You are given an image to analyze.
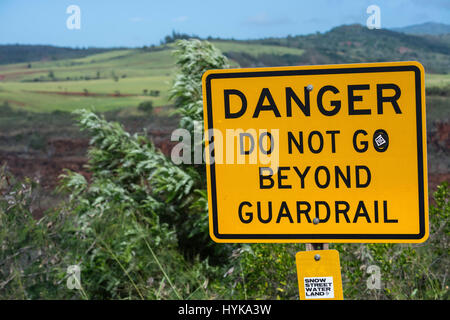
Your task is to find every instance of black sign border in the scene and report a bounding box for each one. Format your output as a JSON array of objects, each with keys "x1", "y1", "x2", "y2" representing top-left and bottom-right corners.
[{"x1": 204, "y1": 64, "x2": 426, "y2": 241}]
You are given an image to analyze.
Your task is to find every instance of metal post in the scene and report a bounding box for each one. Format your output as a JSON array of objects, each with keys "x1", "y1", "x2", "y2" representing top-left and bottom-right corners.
[
  {"x1": 307, "y1": 217, "x2": 329, "y2": 251},
  {"x1": 306, "y1": 243, "x2": 329, "y2": 251}
]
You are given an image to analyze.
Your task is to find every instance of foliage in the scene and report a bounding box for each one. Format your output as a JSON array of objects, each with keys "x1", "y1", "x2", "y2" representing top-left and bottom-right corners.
[
  {"x1": 0, "y1": 167, "x2": 64, "y2": 299},
  {"x1": 221, "y1": 244, "x2": 304, "y2": 300},
  {"x1": 250, "y1": 24, "x2": 450, "y2": 73},
  {"x1": 138, "y1": 101, "x2": 154, "y2": 113},
  {"x1": 162, "y1": 30, "x2": 200, "y2": 44},
  {"x1": 0, "y1": 109, "x2": 221, "y2": 299},
  {"x1": 334, "y1": 184, "x2": 449, "y2": 300},
  {"x1": 170, "y1": 39, "x2": 229, "y2": 133},
  {"x1": 222, "y1": 184, "x2": 449, "y2": 300}
]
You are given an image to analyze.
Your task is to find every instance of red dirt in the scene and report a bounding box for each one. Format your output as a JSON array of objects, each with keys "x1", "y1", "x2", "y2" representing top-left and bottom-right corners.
[
  {"x1": 0, "y1": 70, "x2": 44, "y2": 81},
  {"x1": 27, "y1": 90, "x2": 137, "y2": 97},
  {"x1": 428, "y1": 120, "x2": 450, "y2": 151},
  {"x1": 1, "y1": 131, "x2": 177, "y2": 192},
  {"x1": 4, "y1": 99, "x2": 26, "y2": 107}
]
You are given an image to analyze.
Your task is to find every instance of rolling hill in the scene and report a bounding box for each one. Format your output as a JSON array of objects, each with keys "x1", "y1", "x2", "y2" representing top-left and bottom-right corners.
[
  {"x1": 391, "y1": 22, "x2": 450, "y2": 35},
  {"x1": 0, "y1": 42, "x2": 307, "y2": 112},
  {"x1": 0, "y1": 24, "x2": 449, "y2": 112},
  {"x1": 247, "y1": 24, "x2": 450, "y2": 73},
  {"x1": 0, "y1": 44, "x2": 116, "y2": 65}
]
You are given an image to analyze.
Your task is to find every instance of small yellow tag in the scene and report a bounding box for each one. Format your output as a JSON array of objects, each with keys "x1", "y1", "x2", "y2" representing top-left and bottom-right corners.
[{"x1": 295, "y1": 249, "x2": 344, "y2": 300}]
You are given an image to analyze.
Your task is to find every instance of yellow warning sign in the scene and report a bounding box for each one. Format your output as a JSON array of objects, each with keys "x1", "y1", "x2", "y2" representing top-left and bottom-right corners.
[
  {"x1": 296, "y1": 250, "x2": 343, "y2": 300},
  {"x1": 202, "y1": 61, "x2": 428, "y2": 243}
]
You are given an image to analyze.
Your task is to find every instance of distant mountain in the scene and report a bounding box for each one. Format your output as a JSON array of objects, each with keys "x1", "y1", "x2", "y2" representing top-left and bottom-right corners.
[
  {"x1": 242, "y1": 24, "x2": 450, "y2": 73},
  {"x1": 0, "y1": 45, "x2": 117, "y2": 65},
  {"x1": 391, "y1": 22, "x2": 450, "y2": 35}
]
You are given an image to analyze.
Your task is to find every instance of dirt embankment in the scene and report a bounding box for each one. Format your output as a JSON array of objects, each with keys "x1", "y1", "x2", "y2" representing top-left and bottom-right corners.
[
  {"x1": 25, "y1": 90, "x2": 137, "y2": 97},
  {"x1": 428, "y1": 120, "x2": 450, "y2": 152},
  {"x1": 0, "y1": 127, "x2": 177, "y2": 191}
]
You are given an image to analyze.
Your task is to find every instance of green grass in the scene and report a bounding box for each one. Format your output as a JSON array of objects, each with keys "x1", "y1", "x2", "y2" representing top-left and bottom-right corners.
[
  {"x1": 426, "y1": 73, "x2": 450, "y2": 87},
  {"x1": 0, "y1": 41, "x2": 307, "y2": 112},
  {"x1": 0, "y1": 41, "x2": 448, "y2": 112},
  {"x1": 0, "y1": 90, "x2": 156, "y2": 112},
  {"x1": 0, "y1": 47, "x2": 177, "y2": 112},
  {"x1": 210, "y1": 41, "x2": 305, "y2": 56}
]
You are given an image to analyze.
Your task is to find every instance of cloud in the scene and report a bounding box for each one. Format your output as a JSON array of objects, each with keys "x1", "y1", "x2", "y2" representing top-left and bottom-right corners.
[{"x1": 243, "y1": 13, "x2": 293, "y2": 26}]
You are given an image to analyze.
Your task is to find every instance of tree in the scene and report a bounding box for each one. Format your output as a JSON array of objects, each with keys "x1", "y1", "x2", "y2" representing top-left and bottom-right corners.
[{"x1": 170, "y1": 39, "x2": 229, "y2": 133}]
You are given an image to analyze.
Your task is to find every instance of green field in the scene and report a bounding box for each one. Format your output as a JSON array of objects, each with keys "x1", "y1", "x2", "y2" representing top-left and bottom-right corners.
[
  {"x1": 0, "y1": 47, "x2": 176, "y2": 112},
  {"x1": 0, "y1": 41, "x2": 449, "y2": 112},
  {"x1": 426, "y1": 73, "x2": 450, "y2": 87},
  {"x1": 212, "y1": 41, "x2": 305, "y2": 57}
]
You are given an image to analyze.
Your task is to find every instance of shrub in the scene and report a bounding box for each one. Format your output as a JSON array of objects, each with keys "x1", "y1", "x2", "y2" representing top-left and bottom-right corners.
[
  {"x1": 28, "y1": 132, "x2": 46, "y2": 151},
  {"x1": 138, "y1": 101, "x2": 154, "y2": 113},
  {"x1": 55, "y1": 109, "x2": 222, "y2": 299},
  {"x1": 334, "y1": 183, "x2": 449, "y2": 300},
  {"x1": 0, "y1": 167, "x2": 64, "y2": 299}
]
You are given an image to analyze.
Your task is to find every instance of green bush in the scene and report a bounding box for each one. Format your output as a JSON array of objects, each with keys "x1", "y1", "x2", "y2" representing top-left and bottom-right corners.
[
  {"x1": 28, "y1": 132, "x2": 46, "y2": 151},
  {"x1": 0, "y1": 40, "x2": 233, "y2": 300},
  {"x1": 332, "y1": 183, "x2": 449, "y2": 300},
  {"x1": 138, "y1": 101, "x2": 154, "y2": 113},
  {"x1": 0, "y1": 167, "x2": 63, "y2": 299}
]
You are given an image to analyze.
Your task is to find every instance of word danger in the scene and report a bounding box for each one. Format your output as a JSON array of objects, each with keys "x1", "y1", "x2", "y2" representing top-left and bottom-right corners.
[
  {"x1": 304, "y1": 277, "x2": 334, "y2": 299},
  {"x1": 223, "y1": 83, "x2": 401, "y2": 119}
]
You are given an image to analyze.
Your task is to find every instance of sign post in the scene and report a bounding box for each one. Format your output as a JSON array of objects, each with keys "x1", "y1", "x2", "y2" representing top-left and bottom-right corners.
[{"x1": 202, "y1": 61, "x2": 428, "y2": 298}]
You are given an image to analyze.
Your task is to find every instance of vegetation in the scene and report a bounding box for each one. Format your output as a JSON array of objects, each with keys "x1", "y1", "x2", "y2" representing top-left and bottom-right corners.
[
  {"x1": 248, "y1": 24, "x2": 450, "y2": 73},
  {"x1": 0, "y1": 39, "x2": 449, "y2": 300},
  {"x1": 0, "y1": 45, "x2": 115, "y2": 65},
  {"x1": 137, "y1": 101, "x2": 154, "y2": 113}
]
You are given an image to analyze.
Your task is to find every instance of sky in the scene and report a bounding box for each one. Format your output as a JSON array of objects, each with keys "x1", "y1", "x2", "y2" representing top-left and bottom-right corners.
[{"x1": 0, "y1": 0, "x2": 449, "y2": 48}]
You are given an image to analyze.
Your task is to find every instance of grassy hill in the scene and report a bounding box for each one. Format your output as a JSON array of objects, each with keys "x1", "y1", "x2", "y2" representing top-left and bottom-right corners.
[
  {"x1": 0, "y1": 25, "x2": 449, "y2": 112},
  {"x1": 249, "y1": 24, "x2": 450, "y2": 73},
  {"x1": 391, "y1": 22, "x2": 450, "y2": 35},
  {"x1": 0, "y1": 41, "x2": 307, "y2": 112},
  {"x1": 0, "y1": 48, "x2": 174, "y2": 112}
]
